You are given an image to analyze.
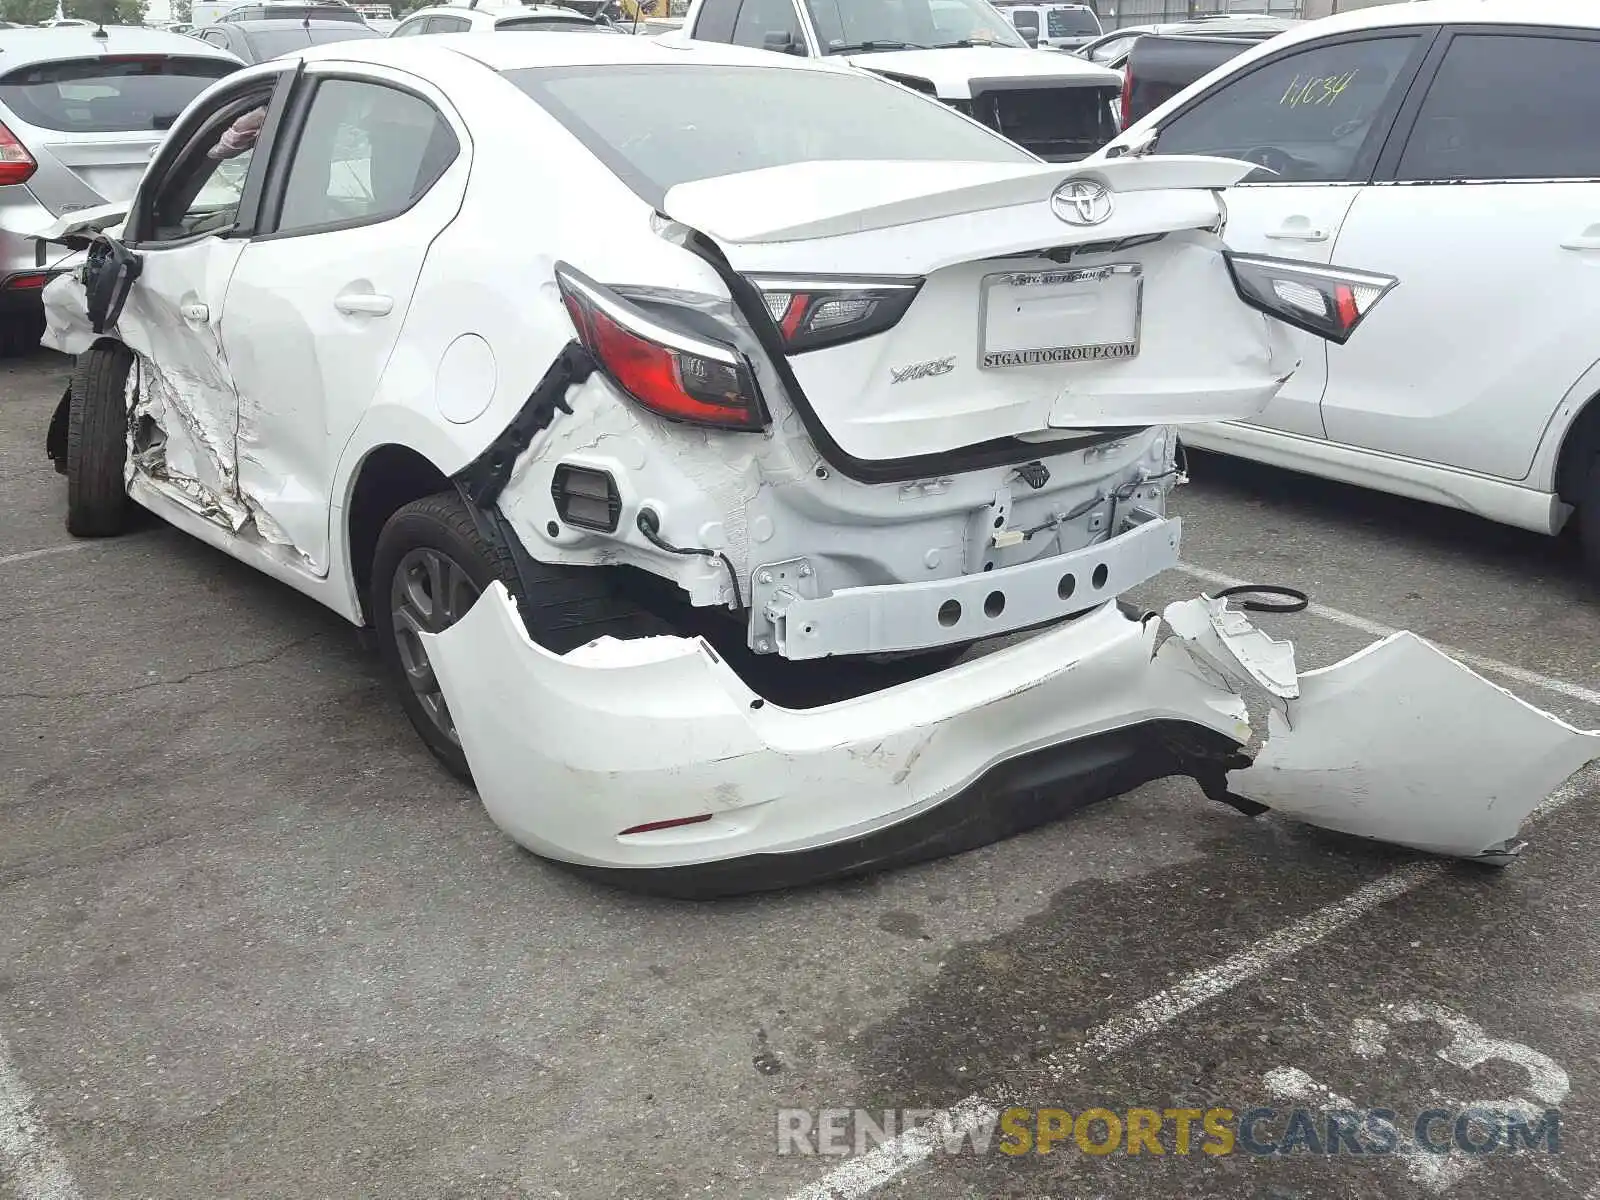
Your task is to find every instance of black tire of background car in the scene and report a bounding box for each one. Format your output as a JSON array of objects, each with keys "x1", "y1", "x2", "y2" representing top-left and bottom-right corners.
[
  {"x1": 370, "y1": 490, "x2": 667, "y2": 782},
  {"x1": 65, "y1": 341, "x2": 133, "y2": 538},
  {"x1": 1577, "y1": 458, "x2": 1600, "y2": 583},
  {"x1": 0, "y1": 310, "x2": 45, "y2": 358}
]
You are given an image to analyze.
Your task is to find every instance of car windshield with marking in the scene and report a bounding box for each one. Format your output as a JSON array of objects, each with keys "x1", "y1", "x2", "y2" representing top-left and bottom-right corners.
[
  {"x1": 506, "y1": 63, "x2": 1033, "y2": 205},
  {"x1": 804, "y1": 0, "x2": 1027, "y2": 53},
  {"x1": 0, "y1": 55, "x2": 236, "y2": 132}
]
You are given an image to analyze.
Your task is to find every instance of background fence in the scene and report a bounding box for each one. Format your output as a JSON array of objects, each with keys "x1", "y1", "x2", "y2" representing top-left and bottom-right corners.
[{"x1": 1098, "y1": 0, "x2": 1303, "y2": 29}]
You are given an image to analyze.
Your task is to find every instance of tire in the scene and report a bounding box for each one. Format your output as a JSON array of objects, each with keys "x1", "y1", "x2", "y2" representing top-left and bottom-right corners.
[
  {"x1": 1580, "y1": 456, "x2": 1600, "y2": 584},
  {"x1": 370, "y1": 490, "x2": 667, "y2": 781},
  {"x1": 65, "y1": 341, "x2": 133, "y2": 538}
]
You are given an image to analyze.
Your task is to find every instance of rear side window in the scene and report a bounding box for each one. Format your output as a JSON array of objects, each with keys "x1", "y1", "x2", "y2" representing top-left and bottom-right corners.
[
  {"x1": 506, "y1": 63, "x2": 1033, "y2": 205},
  {"x1": 1397, "y1": 32, "x2": 1600, "y2": 181},
  {"x1": 1152, "y1": 35, "x2": 1421, "y2": 183},
  {"x1": 425, "y1": 15, "x2": 470, "y2": 31},
  {"x1": 0, "y1": 56, "x2": 237, "y2": 133},
  {"x1": 274, "y1": 78, "x2": 458, "y2": 234}
]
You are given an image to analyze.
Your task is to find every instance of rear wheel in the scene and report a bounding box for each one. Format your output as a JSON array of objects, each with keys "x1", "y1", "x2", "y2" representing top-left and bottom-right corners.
[
  {"x1": 370, "y1": 491, "x2": 666, "y2": 780},
  {"x1": 65, "y1": 341, "x2": 133, "y2": 538}
]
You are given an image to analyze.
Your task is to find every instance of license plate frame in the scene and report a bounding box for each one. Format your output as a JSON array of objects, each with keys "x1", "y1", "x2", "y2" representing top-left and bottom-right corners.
[{"x1": 978, "y1": 263, "x2": 1143, "y2": 369}]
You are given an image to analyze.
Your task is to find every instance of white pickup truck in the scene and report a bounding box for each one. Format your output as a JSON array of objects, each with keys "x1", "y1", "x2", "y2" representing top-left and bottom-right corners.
[{"x1": 666, "y1": 0, "x2": 1122, "y2": 160}]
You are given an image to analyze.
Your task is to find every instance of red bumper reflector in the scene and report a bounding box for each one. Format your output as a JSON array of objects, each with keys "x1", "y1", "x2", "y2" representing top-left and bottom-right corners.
[
  {"x1": 6, "y1": 273, "x2": 49, "y2": 290},
  {"x1": 619, "y1": 813, "x2": 714, "y2": 836}
]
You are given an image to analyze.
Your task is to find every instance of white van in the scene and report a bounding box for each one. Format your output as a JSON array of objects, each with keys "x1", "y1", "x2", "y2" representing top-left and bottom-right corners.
[{"x1": 997, "y1": 2, "x2": 1102, "y2": 49}]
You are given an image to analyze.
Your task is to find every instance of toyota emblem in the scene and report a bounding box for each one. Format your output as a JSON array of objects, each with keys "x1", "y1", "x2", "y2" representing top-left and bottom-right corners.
[{"x1": 1050, "y1": 178, "x2": 1114, "y2": 226}]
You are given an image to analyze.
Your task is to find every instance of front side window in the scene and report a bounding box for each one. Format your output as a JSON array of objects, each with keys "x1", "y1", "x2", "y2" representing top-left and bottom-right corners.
[
  {"x1": 507, "y1": 63, "x2": 1032, "y2": 206},
  {"x1": 731, "y1": 0, "x2": 803, "y2": 52},
  {"x1": 0, "y1": 55, "x2": 237, "y2": 133},
  {"x1": 691, "y1": 0, "x2": 740, "y2": 40},
  {"x1": 1009, "y1": 10, "x2": 1038, "y2": 35},
  {"x1": 805, "y1": 0, "x2": 1027, "y2": 53},
  {"x1": 147, "y1": 91, "x2": 272, "y2": 240},
  {"x1": 274, "y1": 78, "x2": 458, "y2": 235},
  {"x1": 1152, "y1": 35, "x2": 1421, "y2": 183},
  {"x1": 1397, "y1": 32, "x2": 1600, "y2": 182}
]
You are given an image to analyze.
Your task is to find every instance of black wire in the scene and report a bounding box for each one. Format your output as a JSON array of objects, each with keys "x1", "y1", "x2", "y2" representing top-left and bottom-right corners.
[
  {"x1": 636, "y1": 509, "x2": 744, "y2": 612},
  {"x1": 1212, "y1": 584, "x2": 1309, "y2": 614}
]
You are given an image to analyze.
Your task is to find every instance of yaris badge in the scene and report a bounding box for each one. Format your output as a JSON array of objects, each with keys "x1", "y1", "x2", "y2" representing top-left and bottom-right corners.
[{"x1": 1050, "y1": 179, "x2": 1113, "y2": 226}]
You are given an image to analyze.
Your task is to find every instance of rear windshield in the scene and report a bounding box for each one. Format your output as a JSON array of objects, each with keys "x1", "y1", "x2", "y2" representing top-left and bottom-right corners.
[
  {"x1": 1047, "y1": 8, "x2": 1099, "y2": 35},
  {"x1": 506, "y1": 64, "x2": 1032, "y2": 205},
  {"x1": 255, "y1": 5, "x2": 365, "y2": 20},
  {"x1": 245, "y1": 24, "x2": 381, "y2": 57},
  {"x1": 0, "y1": 56, "x2": 236, "y2": 133},
  {"x1": 497, "y1": 16, "x2": 602, "y2": 30}
]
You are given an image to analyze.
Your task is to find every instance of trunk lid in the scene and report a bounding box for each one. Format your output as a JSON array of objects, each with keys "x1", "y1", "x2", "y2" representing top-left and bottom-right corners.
[
  {"x1": 663, "y1": 156, "x2": 1300, "y2": 463},
  {"x1": 25, "y1": 131, "x2": 162, "y2": 213}
]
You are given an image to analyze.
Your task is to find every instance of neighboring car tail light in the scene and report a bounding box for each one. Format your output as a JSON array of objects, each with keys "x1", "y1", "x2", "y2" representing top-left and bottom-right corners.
[
  {"x1": 748, "y1": 276, "x2": 923, "y2": 353},
  {"x1": 0, "y1": 119, "x2": 37, "y2": 187},
  {"x1": 1223, "y1": 252, "x2": 1397, "y2": 345},
  {"x1": 556, "y1": 264, "x2": 767, "y2": 432}
]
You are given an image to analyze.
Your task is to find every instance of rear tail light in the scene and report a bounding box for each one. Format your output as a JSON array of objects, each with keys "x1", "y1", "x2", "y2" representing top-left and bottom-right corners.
[
  {"x1": 1119, "y1": 66, "x2": 1133, "y2": 129},
  {"x1": 0, "y1": 119, "x2": 37, "y2": 187},
  {"x1": 1223, "y1": 252, "x2": 1397, "y2": 345},
  {"x1": 556, "y1": 264, "x2": 767, "y2": 432},
  {"x1": 748, "y1": 276, "x2": 922, "y2": 353},
  {"x1": 4, "y1": 272, "x2": 49, "y2": 289}
]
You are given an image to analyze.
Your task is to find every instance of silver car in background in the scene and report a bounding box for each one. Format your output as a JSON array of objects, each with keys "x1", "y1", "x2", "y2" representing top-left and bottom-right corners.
[{"x1": 0, "y1": 26, "x2": 240, "y2": 353}]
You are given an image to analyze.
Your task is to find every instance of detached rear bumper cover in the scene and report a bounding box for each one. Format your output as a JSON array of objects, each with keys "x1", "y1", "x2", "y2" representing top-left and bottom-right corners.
[{"x1": 422, "y1": 585, "x2": 1600, "y2": 888}]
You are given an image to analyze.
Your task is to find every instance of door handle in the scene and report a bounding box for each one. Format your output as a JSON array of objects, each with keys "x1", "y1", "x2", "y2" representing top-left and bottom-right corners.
[
  {"x1": 334, "y1": 292, "x2": 393, "y2": 316},
  {"x1": 1265, "y1": 224, "x2": 1328, "y2": 242},
  {"x1": 1561, "y1": 236, "x2": 1600, "y2": 252},
  {"x1": 180, "y1": 301, "x2": 209, "y2": 322}
]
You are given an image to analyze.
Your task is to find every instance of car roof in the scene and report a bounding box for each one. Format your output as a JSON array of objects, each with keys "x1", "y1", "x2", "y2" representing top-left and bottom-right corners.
[
  {"x1": 0, "y1": 24, "x2": 242, "y2": 68},
  {"x1": 403, "y1": 2, "x2": 585, "y2": 14},
  {"x1": 299, "y1": 26, "x2": 855, "y2": 72},
  {"x1": 1226, "y1": 0, "x2": 1600, "y2": 44}
]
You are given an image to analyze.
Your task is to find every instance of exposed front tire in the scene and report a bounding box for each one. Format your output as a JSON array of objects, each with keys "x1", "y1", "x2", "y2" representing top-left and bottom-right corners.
[
  {"x1": 1579, "y1": 456, "x2": 1600, "y2": 585},
  {"x1": 370, "y1": 490, "x2": 666, "y2": 781},
  {"x1": 65, "y1": 341, "x2": 133, "y2": 538}
]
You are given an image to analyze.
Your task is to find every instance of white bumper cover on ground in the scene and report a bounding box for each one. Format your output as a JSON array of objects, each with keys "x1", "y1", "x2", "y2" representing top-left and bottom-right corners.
[{"x1": 424, "y1": 585, "x2": 1600, "y2": 882}]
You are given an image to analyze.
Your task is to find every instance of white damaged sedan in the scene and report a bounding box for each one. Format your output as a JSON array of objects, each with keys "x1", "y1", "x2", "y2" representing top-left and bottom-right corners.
[{"x1": 37, "y1": 33, "x2": 1600, "y2": 896}]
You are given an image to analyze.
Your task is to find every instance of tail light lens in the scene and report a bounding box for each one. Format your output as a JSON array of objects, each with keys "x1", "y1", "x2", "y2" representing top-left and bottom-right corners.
[
  {"x1": 556, "y1": 264, "x2": 767, "y2": 432},
  {"x1": 748, "y1": 276, "x2": 922, "y2": 353},
  {"x1": 0, "y1": 119, "x2": 36, "y2": 187},
  {"x1": 1223, "y1": 252, "x2": 1397, "y2": 345}
]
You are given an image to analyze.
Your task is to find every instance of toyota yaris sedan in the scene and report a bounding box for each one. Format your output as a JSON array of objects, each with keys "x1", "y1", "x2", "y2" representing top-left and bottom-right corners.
[{"x1": 36, "y1": 34, "x2": 1600, "y2": 895}]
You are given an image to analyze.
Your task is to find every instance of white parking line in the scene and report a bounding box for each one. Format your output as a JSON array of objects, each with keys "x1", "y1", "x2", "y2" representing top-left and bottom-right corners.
[
  {"x1": 781, "y1": 766, "x2": 1598, "y2": 1200},
  {"x1": 0, "y1": 1043, "x2": 81, "y2": 1200},
  {"x1": 1174, "y1": 562, "x2": 1600, "y2": 711},
  {"x1": 0, "y1": 544, "x2": 92, "y2": 569}
]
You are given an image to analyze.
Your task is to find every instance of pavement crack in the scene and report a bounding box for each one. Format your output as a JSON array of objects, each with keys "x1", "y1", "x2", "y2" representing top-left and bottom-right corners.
[{"x1": 1, "y1": 630, "x2": 335, "y2": 701}]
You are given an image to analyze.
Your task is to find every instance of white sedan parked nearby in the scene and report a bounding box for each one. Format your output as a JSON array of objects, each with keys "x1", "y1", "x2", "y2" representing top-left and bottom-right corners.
[
  {"x1": 1098, "y1": 0, "x2": 1600, "y2": 570},
  {"x1": 35, "y1": 35, "x2": 1600, "y2": 895}
]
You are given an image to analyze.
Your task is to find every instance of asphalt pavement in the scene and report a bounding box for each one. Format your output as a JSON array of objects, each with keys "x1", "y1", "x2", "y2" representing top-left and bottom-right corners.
[{"x1": 4, "y1": 346, "x2": 1600, "y2": 1200}]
